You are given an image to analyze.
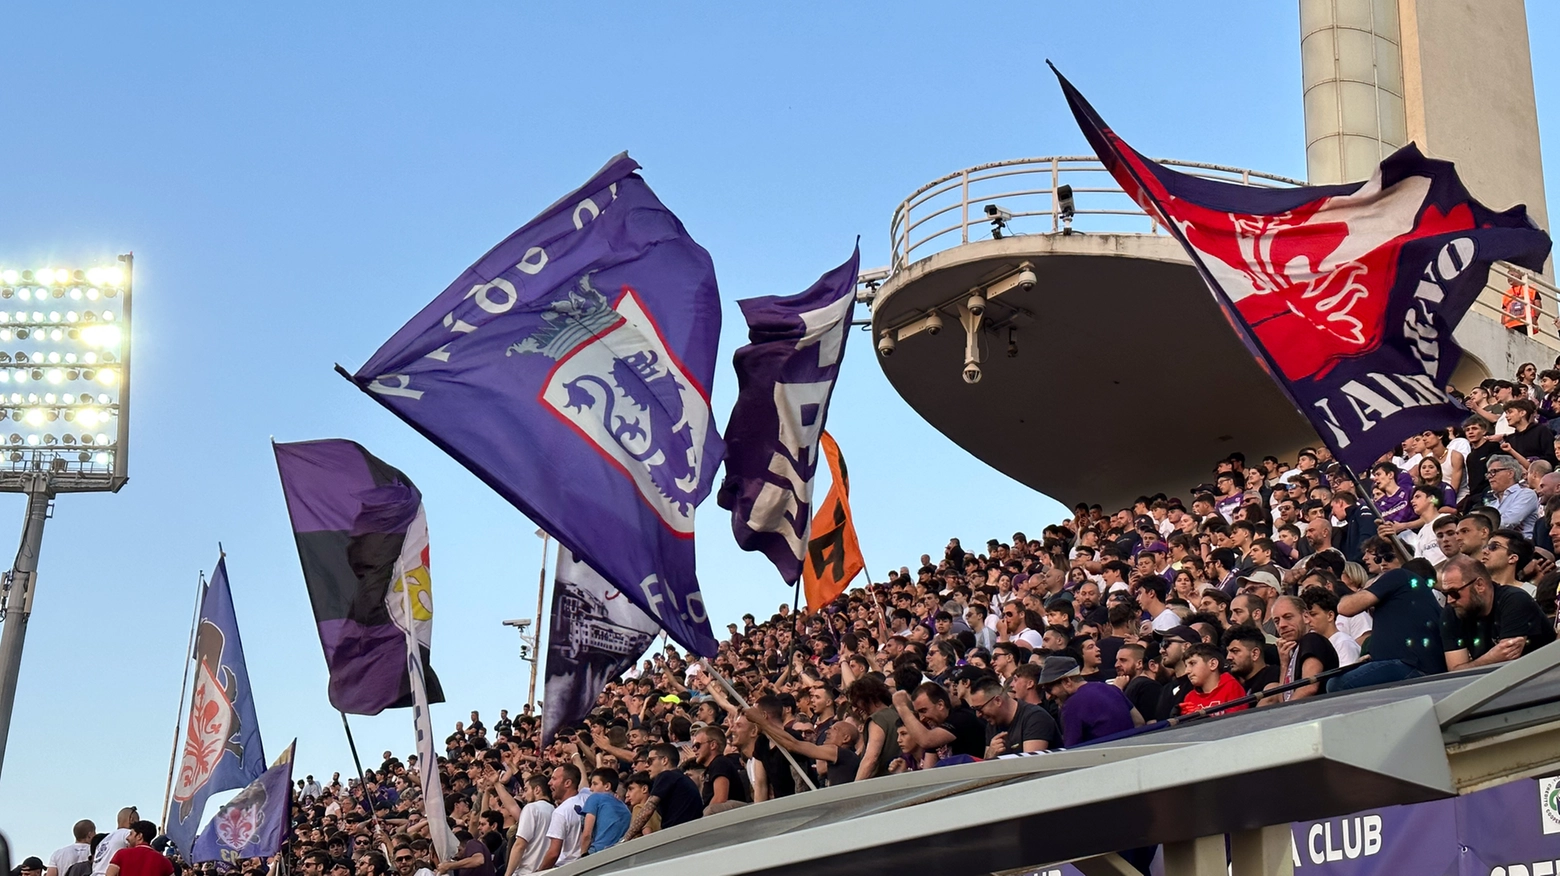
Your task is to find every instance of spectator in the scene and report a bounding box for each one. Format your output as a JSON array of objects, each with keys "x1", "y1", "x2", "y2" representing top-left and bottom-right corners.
[
  {"x1": 1178, "y1": 643, "x2": 1249, "y2": 716},
  {"x1": 1300, "y1": 587, "x2": 1360, "y2": 665},
  {"x1": 102, "y1": 822, "x2": 168, "y2": 876},
  {"x1": 622, "y1": 773, "x2": 660, "y2": 840},
  {"x1": 1038, "y1": 656, "x2": 1139, "y2": 745},
  {"x1": 964, "y1": 676, "x2": 1060, "y2": 756},
  {"x1": 46, "y1": 821, "x2": 94, "y2": 876},
  {"x1": 1481, "y1": 528, "x2": 1538, "y2": 598},
  {"x1": 1267, "y1": 596, "x2": 1339, "y2": 702},
  {"x1": 848, "y1": 674, "x2": 902, "y2": 781},
  {"x1": 1136, "y1": 576, "x2": 1179, "y2": 632},
  {"x1": 578, "y1": 769, "x2": 632, "y2": 855},
  {"x1": 1486, "y1": 455, "x2": 1541, "y2": 539},
  {"x1": 1440, "y1": 555, "x2": 1555, "y2": 670},
  {"x1": 89, "y1": 808, "x2": 136, "y2": 876},
  {"x1": 538, "y1": 765, "x2": 587, "y2": 870},
  {"x1": 1497, "y1": 398, "x2": 1557, "y2": 468},
  {"x1": 1112, "y1": 643, "x2": 1164, "y2": 719},
  {"x1": 1224, "y1": 624, "x2": 1280, "y2": 695}
]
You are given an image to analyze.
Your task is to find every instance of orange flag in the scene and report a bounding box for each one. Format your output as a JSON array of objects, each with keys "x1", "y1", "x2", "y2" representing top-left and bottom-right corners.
[{"x1": 802, "y1": 431, "x2": 865, "y2": 611}]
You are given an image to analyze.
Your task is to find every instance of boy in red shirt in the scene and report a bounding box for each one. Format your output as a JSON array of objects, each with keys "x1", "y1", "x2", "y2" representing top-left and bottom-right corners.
[
  {"x1": 104, "y1": 821, "x2": 171, "y2": 876},
  {"x1": 1179, "y1": 643, "x2": 1250, "y2": 716}
]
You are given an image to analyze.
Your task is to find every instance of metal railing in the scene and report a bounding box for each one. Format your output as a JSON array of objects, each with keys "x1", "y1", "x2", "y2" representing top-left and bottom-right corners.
[
  {"x1": 882, "y1": 155, "x2": 1560, "y2": 354},
  {"x1": 887, "y1": 155, "x2": 1305, "y2": 269}
]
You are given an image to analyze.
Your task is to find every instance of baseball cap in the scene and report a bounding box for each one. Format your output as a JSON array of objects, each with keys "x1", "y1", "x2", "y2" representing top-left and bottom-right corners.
[
  {"x1": 1158, "y1": 625, "x2": 1201, "y2": 645},
  {"x1": 1237, "y1": 570, "x2": 1281, "y2": 591},
  {"x1": 21, "y1": 859, "x2": 44, "y2": 873}
]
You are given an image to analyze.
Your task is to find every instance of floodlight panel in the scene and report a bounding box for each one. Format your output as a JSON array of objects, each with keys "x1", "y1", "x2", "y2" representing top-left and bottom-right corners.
[{"x1": 0, "y1": 256, "x2": 132, "y2": 492}]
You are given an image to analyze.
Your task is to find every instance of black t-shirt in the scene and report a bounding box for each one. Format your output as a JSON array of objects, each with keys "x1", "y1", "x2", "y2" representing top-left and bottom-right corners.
[
  {"x1": 701, "y1": 754, "x2": 751, "y2": 806},
  {"x1": 1096, "y1": 636, "x2": 1124, "y2": 681},
  {"x1": 1291, "y1": 632, "x2": 1339, "y2": 679},
  {"x1": 827, "y1": 746, "x2": 861, "y2": 786},
  {"x1": 988, "y1": 700, "x2": 1062, "y2": 752},
  {"x1": 1154, "y1": 675, "x2": 1193, "y2": 721},
  {"x1": 939, "y1": 705, "x2": 988, "y2": 758},
  {"x1": 1465, "y1": 439, "x2": 1501, "y2": 499},
  {"x1": 1121, "y1": 676, "x2": 1163, "y2": 720},
  {"x1": 1504, "y1": 423, "x2": 1558, "y2": 467},
  {"x1": 648, "y1": 769, "x2": 703, "y2": 827},
  {"x1": 756, "y1": 734, "x2": 802, "y2": 798},
  {"x1": 1238, "y1": 663, "x2": 1281, "y2": 696},
  {"x1": 1363, "y1": 567, "x2": 1447, "y2": 673},
  {"x1": 1440, "y1": 584, "x2": 1556, "y2": 662}
]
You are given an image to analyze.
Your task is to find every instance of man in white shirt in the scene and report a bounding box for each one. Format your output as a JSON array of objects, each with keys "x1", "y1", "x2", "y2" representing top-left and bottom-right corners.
[
  {"x1": 302, "y1": 775, "x2": 323, "y2": 798},
  {"x1": 1135, "y1": 576, "x2": 1181, "y2": 632},
  {"x1": 506, "y1": 775, "x2": 556, "y2": 876},
  {"x1": 90, "y1": 807, "x2": 137, "y2": 876},
  {"x1": 998, "y1": 603, "x2": 1044, "y2": 649},
  {"x1": 46, "y1": 820, "x2": 94, "y2": 876},
  {"x1": 539, "y1": 766, "x2": 590, "y2": 871}
]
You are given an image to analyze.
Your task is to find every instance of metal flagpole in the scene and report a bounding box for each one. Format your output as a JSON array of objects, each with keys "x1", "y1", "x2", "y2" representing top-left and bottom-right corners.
[
  {"x1": 700, "y1": 658, "x2": 819, "y2": 791},
  {"x1": 338, "y1": 711, "x2": 391, "y2": 854},
  {"x1": 0, "y1": 475, "x2": 54, "y2": 779},
  {"x1": 529, "y1": 529, "x2": 549, "y2": 711},
  {"x1": 161, "y1": 567, "x2": 209, "y2": 830}
]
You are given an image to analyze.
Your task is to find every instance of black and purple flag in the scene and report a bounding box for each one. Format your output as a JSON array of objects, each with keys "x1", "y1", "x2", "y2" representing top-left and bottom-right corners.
[
  {"x1": 191, "y1": 741, "x2": 296, "y2": 864},
  {"x1": 166, "y1": 556, "x2": 267, "y2": 856},
  {"x1": 346, "y1": 154, "x2": 724, "y2": 656},
  {"x1": 1052, "y1": 66, "x2": 1552, "y2": 474},
  {"x1": 717, "y1": 246, "x2": 859, "y2": 585},
  {"x1": 274, "y1": 439, "x2": 444, "y2": 715},
  {"x1": 541, "y1": 549, "x2": 661, "y2": 743}
]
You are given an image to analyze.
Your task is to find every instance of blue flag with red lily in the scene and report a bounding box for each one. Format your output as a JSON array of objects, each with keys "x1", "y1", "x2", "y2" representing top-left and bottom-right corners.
[{"x1": 1051, "y1": 65, "x2": 1552, "y2": 475}]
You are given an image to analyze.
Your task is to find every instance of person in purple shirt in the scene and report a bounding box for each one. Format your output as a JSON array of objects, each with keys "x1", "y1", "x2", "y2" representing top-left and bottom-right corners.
[
  {"x1": 1371, "y1": 462, "x2": 1415, "y2": 524},
  {"x1": 1039, "y1": 656, "x2": 1140, "y2": 747}
]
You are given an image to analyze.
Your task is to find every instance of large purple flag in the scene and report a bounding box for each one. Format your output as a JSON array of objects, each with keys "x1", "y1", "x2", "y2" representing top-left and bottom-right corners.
[
  {"x1": 346, "y1": 154, "x2": 723, "y2": 656},
  {"x1": 717, "y1": 246, "x2": 859, "y2": 584},
  {"x1": 1053, "y1": 67, "x2": 1552, "y2": 474},
  {"x1": 273, "y1": 439, "x2": 444, "y2": 715}
]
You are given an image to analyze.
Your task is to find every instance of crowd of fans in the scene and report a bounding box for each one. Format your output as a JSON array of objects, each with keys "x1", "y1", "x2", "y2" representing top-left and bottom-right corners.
[{"x1": 24, "y1": 367, "x2": 1560, "y2": 876}]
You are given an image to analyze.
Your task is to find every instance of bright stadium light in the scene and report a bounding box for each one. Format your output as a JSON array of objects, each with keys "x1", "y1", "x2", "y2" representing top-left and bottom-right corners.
[{"x1": 0, "y1": 253, "x2": 133, "y2": 780}]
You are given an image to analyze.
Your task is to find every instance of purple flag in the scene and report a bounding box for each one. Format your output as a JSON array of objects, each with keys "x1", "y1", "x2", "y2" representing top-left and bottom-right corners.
[
  {"x1": 273, "y1": 439, "x2": 445, "y2": 715},
  {"x1": 717, "y1": 247, "x2": 860, "y2": 585},
  {"x1": 191, "y1": 742, "x2": 296, "y2": 864},
  {"x1": 1053, "y1": 67, "x2": 1552, "y2": 475},
  {"x1": 541, "y1": 549, "x2": 661, "y2": 743},
  {"x1": 346, "y1": 154, "x2": 723, "y2": 656}
]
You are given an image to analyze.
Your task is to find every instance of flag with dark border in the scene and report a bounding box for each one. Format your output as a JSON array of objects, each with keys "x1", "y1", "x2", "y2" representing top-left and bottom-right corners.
[
  {"x1": 274, "y1": 439, "x2": 444, "y2": 715},
  {"x1": 1051, "y1": 65, "x2": 1551, "y2": 474}
]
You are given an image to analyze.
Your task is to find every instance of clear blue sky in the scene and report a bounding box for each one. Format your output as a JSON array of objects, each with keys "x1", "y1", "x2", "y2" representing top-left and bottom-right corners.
[{"x1": 0, "y1": 1, "x2": 1554, "y2": 860}]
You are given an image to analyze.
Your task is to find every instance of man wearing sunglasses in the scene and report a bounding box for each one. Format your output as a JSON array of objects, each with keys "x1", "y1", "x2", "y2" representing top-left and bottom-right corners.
[{"x1": 1440, "y1": 554, "x2": 1554, "y2": 670}]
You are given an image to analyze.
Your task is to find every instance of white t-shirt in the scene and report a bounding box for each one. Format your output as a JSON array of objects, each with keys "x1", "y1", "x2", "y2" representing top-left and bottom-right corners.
[
  {"x1": 91, "y1": 830, "x2": 130, "y2": 876},
  {"x1": 1329, "y1": 630, "x2": 1362, "y2": 665},
  {"x1": 1335, "y1": 610, "x2": 1372, "y2": 643},
  {"x1": 546, "y1": 792, "x2": 590, "y2": 869},
  {"x1": 1012, "y1": 628, "x2": 1044, "y2": 649},
  {"x1": 1151, "y1": 608, "x2": 1181, "y2": 632},
  {"x1": 49, "y1": 843, "x2": 90, "y2": 875},
  {"x1": 512, "y1": 799, "x2": 555, "y2": 875}
]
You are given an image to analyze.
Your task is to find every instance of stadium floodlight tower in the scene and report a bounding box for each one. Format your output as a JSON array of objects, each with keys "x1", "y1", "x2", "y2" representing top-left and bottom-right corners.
[{"x1": 0, "y1": 254, "x2": 133, "y2": 778}]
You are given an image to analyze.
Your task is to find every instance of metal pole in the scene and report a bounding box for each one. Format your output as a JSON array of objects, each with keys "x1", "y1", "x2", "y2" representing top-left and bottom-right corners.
[
  {"x1": 0, "y1": 479, "x2": 53, "y2": 779},
  {"x1": 700, "y1": 658, "x2": 819, "y2": 792},
  {"x1": 161, "y1": 569, "x2": 208, "y2": 829},
  {"x1": 528, "y1": 531, "x2": 550, "y2": 711}
]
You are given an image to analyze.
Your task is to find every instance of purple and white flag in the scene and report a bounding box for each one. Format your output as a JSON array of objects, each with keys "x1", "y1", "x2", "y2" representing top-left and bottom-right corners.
[
  {"x1": 541, "y1": 549, "x2": 661, "y2": 743},
  {"x1": 348, "y1": 155, "x2": 723, "y2": 656},
  {"x1": 191, "y1": 742, "x2": 296, "y2": 864},
  {"x1": 717, "y1": 247, "x2": 859, "y2": 584}
]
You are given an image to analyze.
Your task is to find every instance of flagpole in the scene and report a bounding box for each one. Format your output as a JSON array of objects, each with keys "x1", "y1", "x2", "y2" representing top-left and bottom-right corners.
[
  {"x1": 529, "y1": 530, "x2": 549, "y2": 711},
  {"x1": 699, "y1": 658, "x2": 818, "y2": 792},
  {"x1": 160, "y1": 567, "x2": 207, "y2": 831},
  {"x1": 338, "y1": 711, "x2": 391, "y2": 853}
]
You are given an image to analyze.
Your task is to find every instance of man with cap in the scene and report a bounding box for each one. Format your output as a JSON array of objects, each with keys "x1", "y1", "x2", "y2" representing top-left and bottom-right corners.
[
  {"x1": 1237, "y1": 570, "x2": 1281, "y2": 619},
  {"x1": 19, "y1": 859, "x2": 45, "y2": 876},
  {"x1": 1153, "y1": 626, "x2": 1202, "y2": 720},
  {"x1": 1040, "y1": 656, "x2": 1140, "y2": 747}
]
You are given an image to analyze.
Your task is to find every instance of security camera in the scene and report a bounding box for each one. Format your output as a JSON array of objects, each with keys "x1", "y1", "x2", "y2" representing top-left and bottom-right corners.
[
  {"x1": 1017, "y1": 263, "x2": 1036, "y2": 291},
  {"x1": 924, "y1": 310, "x2": 943, "y2": 335},
  {"x1": 962, "y1": 362, "x2": 982, "y2": 384},
  {"x1": 983, "y1": 204, "x2": 1013, "y2": 222},
  {"x1": 966, "y1": 292, "x2": 986, "y2": 316},
  {"x1": 877, "y1": 331, "x2": 896, "y2": 356}
]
